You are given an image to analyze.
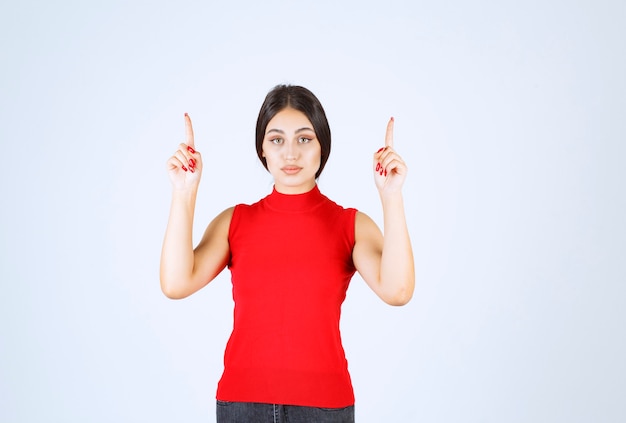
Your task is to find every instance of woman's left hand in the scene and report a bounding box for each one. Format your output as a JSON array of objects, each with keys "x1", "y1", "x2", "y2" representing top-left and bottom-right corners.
[{"x1": 373, "y1": 117, "x2": 408, "y2": 195}]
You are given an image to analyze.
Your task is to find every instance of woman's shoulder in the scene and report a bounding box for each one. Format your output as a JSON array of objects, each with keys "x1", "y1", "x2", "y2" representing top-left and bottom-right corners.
[
  {"x1": 209, "y1": 206, "x2": 235, "y2": 228},
  {"x1": 353, "y1": 210, "x2": 381, "y2": 241}
]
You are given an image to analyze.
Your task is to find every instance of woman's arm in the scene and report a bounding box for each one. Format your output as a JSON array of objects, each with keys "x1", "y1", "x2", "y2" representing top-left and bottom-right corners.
[
  {"x1": 353, "y1": 118, "x2": 415, "y2": 306},
  {"x1": 159, "y1": 114, "x2": 232, "y2": 299}
]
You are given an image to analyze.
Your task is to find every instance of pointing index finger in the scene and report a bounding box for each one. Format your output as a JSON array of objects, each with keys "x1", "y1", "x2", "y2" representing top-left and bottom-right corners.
[
  {"x1": 184, "y1": 112, "x2": 195, "y2": 149},
  {"x1": 385, "y1": 117, "x2": 394, "y2": 148}
]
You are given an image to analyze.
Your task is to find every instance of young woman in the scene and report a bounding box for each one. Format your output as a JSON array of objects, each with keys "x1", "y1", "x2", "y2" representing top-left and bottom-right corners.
[{"x1": 160, "y1": 85, "x2": 414, "y2": 422}]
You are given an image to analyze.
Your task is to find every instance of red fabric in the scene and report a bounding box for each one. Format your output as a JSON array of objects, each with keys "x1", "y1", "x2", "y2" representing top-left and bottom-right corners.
[{"x1": 216, "y1": 185, "x2": 357, "y2": 407}]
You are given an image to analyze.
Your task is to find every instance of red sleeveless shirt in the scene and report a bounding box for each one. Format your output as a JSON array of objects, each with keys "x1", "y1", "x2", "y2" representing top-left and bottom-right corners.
[{"x1": 216, "y1": 185, "x2": 357, "y2": 407}]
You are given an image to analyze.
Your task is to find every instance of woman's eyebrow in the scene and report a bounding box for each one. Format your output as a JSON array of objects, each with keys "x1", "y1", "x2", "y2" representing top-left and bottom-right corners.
[
  {"x1": 266, "y1": 128, "x2": 284, "y2": 135},
  {"x1": 266, "y1": 127, "x2": 314, "y2": 135}
]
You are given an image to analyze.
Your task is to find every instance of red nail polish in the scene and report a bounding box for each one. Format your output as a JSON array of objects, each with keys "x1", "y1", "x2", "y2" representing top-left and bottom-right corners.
[
  {"x1": 384, "y1": 170, "x2": 388, "y2": 176},
  {"x1": 376, "y1": 147, "x2": 385, "y2": 153},
  {"x1": 187, "y1": 146, "x2": 195, "y2": 154},
  {"x1": 376, "y1": 163, "x2": 381, "y2": 172},
  {"x1": 184, "y1": 112, "x2": 188, "y2": 117},
  {"x1": 182, "y1": 165, "x2": 188, "y2": 172},
  {"x1": 189, "y1": 158, "x2": 196, "y2": 168},
  {"x1": 380, "y1": 170, "x2": 384, "y2": 176}
]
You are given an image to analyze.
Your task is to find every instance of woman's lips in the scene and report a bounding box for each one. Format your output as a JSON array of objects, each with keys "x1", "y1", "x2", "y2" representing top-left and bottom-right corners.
[{"x1": 281, "y1": 166, "x2": 302, "y2": 175}]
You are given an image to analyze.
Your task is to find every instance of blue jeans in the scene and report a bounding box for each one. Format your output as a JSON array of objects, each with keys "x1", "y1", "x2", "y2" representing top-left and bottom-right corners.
[{"x1": 216, "y1": 401, "x2": 355, "y2": 423}]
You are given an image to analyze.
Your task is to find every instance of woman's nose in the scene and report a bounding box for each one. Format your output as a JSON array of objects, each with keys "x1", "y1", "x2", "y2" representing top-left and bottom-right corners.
[{"x1": 284, "y1": 141, "x2": 298, "y2": 160}]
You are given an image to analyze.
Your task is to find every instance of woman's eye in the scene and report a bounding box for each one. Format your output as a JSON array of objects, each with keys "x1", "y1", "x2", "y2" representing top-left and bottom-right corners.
[
  {"x1": 298, "y1": 137, "x2": 311, "y2": 143},
  {"x1": 271, "y1": 138, "x2": 283, "y2": 144}
]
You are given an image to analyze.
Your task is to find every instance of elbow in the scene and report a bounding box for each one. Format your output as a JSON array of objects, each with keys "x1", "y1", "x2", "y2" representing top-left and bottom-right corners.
[
  {"x1": 160, "y1": 282, "x2": 179, "y2": 299},
  {"x1": 161, "y1": 286, "x2": 182, "y2": 300},
  {"x1": 386, "y1": 291, "x2": 413, "y2": 307},
  {"x1": 160, "y1": 276, "x2": 187, "y2": 300},
  {"x1": 383, "y1": 280, "x2": 414, "y2": 307}
]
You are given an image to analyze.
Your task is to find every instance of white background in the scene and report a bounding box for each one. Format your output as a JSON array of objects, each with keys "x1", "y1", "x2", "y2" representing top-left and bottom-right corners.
[{"x1": 1, "y1": 0, "x2": 624, "y2": 421}]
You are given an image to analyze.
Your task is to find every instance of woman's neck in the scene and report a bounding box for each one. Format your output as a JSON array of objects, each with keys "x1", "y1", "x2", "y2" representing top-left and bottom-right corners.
[{"x1": 273, "y1": 179, "x2": 317, "y2": 195}]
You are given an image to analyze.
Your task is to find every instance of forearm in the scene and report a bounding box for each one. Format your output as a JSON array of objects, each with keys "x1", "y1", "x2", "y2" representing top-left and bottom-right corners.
[
  {"x1": 160, "y1": 189, "x2": 197, "y2": 298},
  {"x1": 379, "y1": 192, "x2": 415, "y2": 305}
]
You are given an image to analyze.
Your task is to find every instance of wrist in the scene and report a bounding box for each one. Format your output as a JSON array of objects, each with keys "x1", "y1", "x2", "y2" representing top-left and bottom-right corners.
[
  {"x1": 171, "y1": 187, "x2": 198, "y2": 204},
  {"x1": 379, "y1": 189, "x2": 404, "y2": 205}
]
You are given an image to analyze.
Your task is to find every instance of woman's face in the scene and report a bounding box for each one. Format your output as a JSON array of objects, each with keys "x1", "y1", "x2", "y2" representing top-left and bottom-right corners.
[{"x1": 262, "y1": 107, "x2": 321, "y2": 194}]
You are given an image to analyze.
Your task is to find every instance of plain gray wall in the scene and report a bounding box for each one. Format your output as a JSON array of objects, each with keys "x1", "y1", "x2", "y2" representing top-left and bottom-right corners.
[{"x1": 1, "y1": 0, "x2": 624, "y2": 421}]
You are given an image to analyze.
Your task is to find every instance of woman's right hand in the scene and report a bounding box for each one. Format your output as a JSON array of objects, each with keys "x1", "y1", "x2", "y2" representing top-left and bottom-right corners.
[{"x1": 166, "y1": 113, "x2": 203, "y2": 191}]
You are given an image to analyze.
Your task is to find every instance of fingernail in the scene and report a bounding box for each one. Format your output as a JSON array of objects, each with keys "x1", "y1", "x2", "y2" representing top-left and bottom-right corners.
[
  {"x1": 184, "y1": 112, "x2": 188, "y2": 117},
  {"x1": 391, "y1": 116, "x2": 395, "y2": 121},
  {"x1": 187, "y1": 146, "x2": 195, "y2": 154},
  {"x1": 376, "y1": 163, "x2": 381, "y2": 172},
  {"x1": 189, "y1": 158, "x2": 196, "y2": 168},
  {"x1": 376, "y1": 147, "x2": 385, "y2": 153},
  {"x1": 182, "y1": 165, "x2": 188, "y2": 172},
  {"x1": 384, "y1": 170, "x2": 388, "y2": 176}
]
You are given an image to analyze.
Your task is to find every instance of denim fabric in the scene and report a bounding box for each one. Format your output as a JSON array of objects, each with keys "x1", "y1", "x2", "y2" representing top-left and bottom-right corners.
[{"x1": 216, "y1": 400, "x2": 355, "y2": 423}]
